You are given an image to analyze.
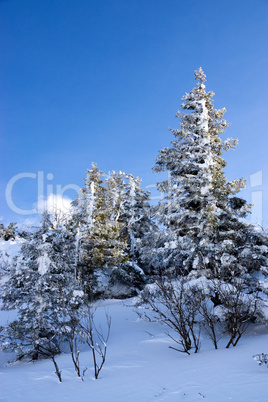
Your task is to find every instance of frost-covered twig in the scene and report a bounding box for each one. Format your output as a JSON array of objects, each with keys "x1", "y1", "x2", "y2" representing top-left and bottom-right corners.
[{"x1": 253, "y1": 353, "x2": 268, "y2": 367}]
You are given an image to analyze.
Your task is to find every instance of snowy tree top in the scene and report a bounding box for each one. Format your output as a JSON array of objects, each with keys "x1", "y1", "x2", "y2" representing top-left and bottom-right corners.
[{"x1": 195, "y1": 67, "x2": 206, "y2": 85}]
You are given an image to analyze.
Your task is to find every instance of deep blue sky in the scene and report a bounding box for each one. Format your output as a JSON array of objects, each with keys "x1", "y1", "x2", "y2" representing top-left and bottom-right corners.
[{"x1": 1, "y1": 0, "x2": 267, "y2": 226}]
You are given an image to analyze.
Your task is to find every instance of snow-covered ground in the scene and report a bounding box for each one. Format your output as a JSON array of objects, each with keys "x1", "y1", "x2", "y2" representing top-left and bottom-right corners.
[{"x1": 1, "y1": 298, "x2": 268, "y2": 402}]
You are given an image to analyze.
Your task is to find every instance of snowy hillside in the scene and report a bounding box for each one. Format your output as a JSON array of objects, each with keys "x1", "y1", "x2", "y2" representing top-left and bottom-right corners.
[
  {"x1": 0, "y1": 67, "x2": 267, "y2": 402},
  {"x1": 0, "y1": 298, "x2": 268, "y2": 402}
]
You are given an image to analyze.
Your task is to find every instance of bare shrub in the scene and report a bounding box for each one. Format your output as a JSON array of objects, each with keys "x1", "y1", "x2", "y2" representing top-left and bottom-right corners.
[
  {"x1": 137, "y1": 276, "x2": 201, "y2": 354},
  {"x1": 81, "y1": 305, "x2": 111, "y2": 379},
  {"x1": 46, "y1": 335, "x2": 62, "y2": 382},
  {"x1": 212, "y1": 278, "x2": 261, "y2": 348},
  {"x1": 62, "y1": 315, "x2": 82, "y2": 378},
  {"x1": 198, "y1": 295, "x2": 221, "y2": 349},
  {"x1": 59, "y1": 294, "x2": 111, "y2": 380}
]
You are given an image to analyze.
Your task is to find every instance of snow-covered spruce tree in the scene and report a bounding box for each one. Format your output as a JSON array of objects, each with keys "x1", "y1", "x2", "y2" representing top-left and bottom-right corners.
[
  {"x1": 0, "y1": 211, "x2": 83, "y2": 361},
  {"x1": 71, "y1": 163, "x2": 129, "y2": 296},
  {"x1": 105, "y1": 171, "x2": 153, "y2": 289},
  {"x1": 121, "y1": 173, "x2": 155, "y2": 268},
  {"x1": 146, "y1": 68, "x2": 267, "y2": 280}
]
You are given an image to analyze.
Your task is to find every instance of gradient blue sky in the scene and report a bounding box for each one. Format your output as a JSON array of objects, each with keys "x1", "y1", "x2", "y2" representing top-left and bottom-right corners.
[{"x1": 0, "y1": 0, "x2": 267, "y2": 226}]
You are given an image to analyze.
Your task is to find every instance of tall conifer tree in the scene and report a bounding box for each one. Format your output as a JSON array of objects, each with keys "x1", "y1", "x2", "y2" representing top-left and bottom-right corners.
[
  {"x1": 72, "y1": 164, "x2": 129, "y2": 293},
  {"x1": 147, "y1": 68, "x2": 267, "y2": 279},
  {"x1": 1, "y1": 212, "x2": 82, "y2": 360}
]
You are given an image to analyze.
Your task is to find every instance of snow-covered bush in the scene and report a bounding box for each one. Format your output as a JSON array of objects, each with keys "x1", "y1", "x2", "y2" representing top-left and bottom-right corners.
[
  {"x1": 212, "y1": 278, "x2": 263, "y2": 348},
  {"x1": 137, "y1": 276, "x2": 202, "y2": 354},
  {"x1": 136, "y1": 271, "x2": 264, "y2": 353},
  {"x1": 183, "y1": 276, "x2": 222, "y2": 349}
]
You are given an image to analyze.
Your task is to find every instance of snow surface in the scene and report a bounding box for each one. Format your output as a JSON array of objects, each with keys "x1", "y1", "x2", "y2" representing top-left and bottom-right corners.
[{"x1": 1, "y1": 298, "x2": 268, "y2": 401}]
